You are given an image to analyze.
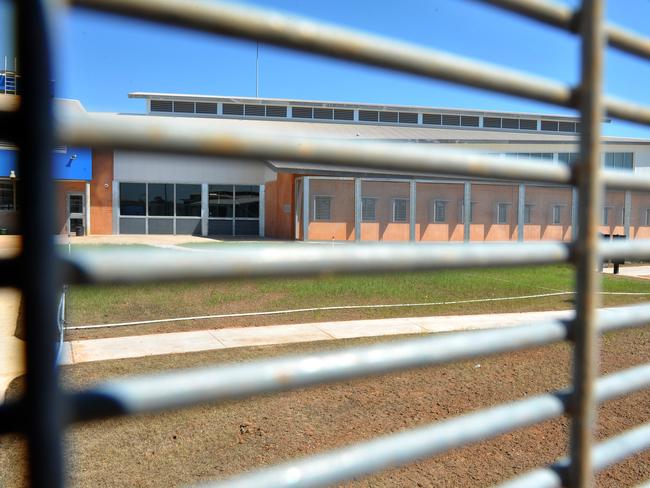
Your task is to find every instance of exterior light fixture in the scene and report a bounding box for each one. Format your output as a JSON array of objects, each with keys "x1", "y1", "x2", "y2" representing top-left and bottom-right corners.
[{"x1": 9, "y1": 170, "x2": 16, "y2": 179}]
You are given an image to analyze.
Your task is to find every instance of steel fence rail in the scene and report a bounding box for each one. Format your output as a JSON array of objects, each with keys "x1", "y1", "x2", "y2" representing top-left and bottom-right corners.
[
  {"x1": 56, "y1": 112, "x2": 650, "y2": 192},
  {"x1": 497, "y1": 422, "x2": 650, "y2": 488},
  {"x1": 61, "y1": 242, "x2": 571, "y2": 285},
  {"x1": 2, "y1": 306, "x2": 648, "y2": 433},
  {"x1": 480, "y1": 0, "x2": 650, "y2": 61},
  {"x1": 57, "y1": 113, "x2": 575, "y2": 185},
  {"x1": 195, "y1": 364, "x2": 650, "y2": 488},
  {"x1": 69, "y1": 0, "x2": 576, "y2": 108}
]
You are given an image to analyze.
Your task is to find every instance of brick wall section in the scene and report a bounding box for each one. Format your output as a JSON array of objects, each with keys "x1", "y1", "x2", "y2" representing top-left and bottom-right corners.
[{"x1": 90, "y1": 149, "x2": 114, "y2": 234}]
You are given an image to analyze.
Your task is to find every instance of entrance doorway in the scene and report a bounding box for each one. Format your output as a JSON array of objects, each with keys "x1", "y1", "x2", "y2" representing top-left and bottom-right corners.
[{"x1": 67, "y1": 193, "x2": 85, "y2": 235}]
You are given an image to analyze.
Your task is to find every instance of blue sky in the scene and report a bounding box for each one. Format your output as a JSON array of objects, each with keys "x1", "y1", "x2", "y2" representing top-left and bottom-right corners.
[{"x1": 1, "y1": 0, "x2": 650, "y2": 138}]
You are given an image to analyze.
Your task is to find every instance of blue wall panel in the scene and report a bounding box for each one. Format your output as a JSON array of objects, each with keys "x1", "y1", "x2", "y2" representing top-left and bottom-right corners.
[{"x1": 0, "y1": 146, "x2": 92, "y2": 181}]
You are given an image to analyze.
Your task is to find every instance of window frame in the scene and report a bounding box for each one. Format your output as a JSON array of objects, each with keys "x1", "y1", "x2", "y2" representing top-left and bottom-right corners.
[
  {"x1": 496, "y1": 202, "x2": 511, "y2": 224},
  {"x1": 551, "y1": 204, "x2": 564, "y2": 225},
  {"x1": 361, "y1": 196, "x2": 377, "y2": 222},
  {"x1": 313, "y1": 195, "x2": 332, "y2": 221},
  {"x1": 391, "y1": 198, "x2": 409, "y2": 223},
  {"x1": 432, "y1": 199, "x2": 449, "y2": 223}
]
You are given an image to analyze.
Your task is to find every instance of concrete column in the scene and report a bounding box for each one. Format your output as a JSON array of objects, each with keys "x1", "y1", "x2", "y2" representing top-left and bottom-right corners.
[
  {"x1": 302, "y1": 177, "x2": 310, "y2": 241},
  {"x1": 517, "y1": 183, "x2": 525, "y2": 242},
  {"x1": 354, "y1": 178, "x2": 362, "y2": 242},
  {"x1": 112, "y1": 180, "x2": 119, "y2": 235},
  {"x1": 85, "y1": 181, "x2": 91, "y2": 235},
  {"x1": 201, "y1": 183, "x2": 208, "y2": 237},
  {"x1": 259, "y1": 184, "x2": 266, "y2": 238},
  {"x1": 464, "y1": 182, "x2": 471, "y2": 242},
  {"x1": 409, "y1": 180, "x2": 416, "y2": 242},
  {"x1": 571, "y1": 187, "x2": 579, "y2": 240},
  {"x1": 624, "y1": 190, "x2": 632, "y2": 238}
]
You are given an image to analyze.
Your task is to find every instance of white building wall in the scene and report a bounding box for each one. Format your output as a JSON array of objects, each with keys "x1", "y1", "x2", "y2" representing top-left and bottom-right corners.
[{"x1": 114, "y1": 151, "x2": 276, "y2": 184}]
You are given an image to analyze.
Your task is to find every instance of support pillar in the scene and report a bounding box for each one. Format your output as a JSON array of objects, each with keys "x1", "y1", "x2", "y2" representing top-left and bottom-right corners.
[
  {"x1": 259, "y1": 184, "x2": 265, "y2": 238},
  {"x1": 409, "y1": 180, "x2": 416, "y2": 242},
  {"x1": 517, "y1": 183, "x2": 525, "y2": 242},
  {"x1": 463, "y1": 182, "x2": 471, "y2": 242},
  {"x1": 624, "y1": 190, "x2": 631, "y2": 238},
  {"x1": 201, "y1": 183, "x2": 208, "y2": 237},
  {"x1": 354, "y1": 178, "x2": 361, "y2": 242},
  {"x1": 85, "y1": 181, "x2": 91, "y2": 235},
  {"x1": 302, "y1": 177, "x2": 310, "y2": 241}
]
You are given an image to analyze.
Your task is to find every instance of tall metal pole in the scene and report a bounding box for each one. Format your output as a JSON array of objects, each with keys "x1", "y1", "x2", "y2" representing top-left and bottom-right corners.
[
  {"x1": 256, "y1": 42, "x2": 259, "y2": 98},
  {"x1": 17, "y1": 0, "x2": 63, "y2": 487},
  {"x1": 571, "y1": 1, "x2": 605, "y2": 486}
]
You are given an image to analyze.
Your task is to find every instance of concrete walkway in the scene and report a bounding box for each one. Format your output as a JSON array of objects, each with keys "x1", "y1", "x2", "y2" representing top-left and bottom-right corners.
[
  {"x1": 603, "y1": 264, "x2": 650, "y2": 279},
  {"x1": 0, "y1": 289, "x2": 23, "y2": 402},
  {"x1": 60, "y1": 309, "x2": 575, "y2": 365}
]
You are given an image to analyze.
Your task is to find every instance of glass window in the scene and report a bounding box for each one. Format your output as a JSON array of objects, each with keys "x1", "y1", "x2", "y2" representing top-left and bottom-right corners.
[
  {"x1": 314, "y1": 196, "x2": 331, "y2": 221},
  {"x1": 234, "y1": 185, "x2": 260, "y2": 218},
  {"x1": 645, "y1": 209, "x2": 650, "y2": 227},
  {"x1": 604, "y1": 152, "x2": 633, "y2": 170},
  {"x1": 69, "y1": 195, "x2": 83, "y2": 214},
  {"x1": 497, "y1": 203, "x2": 510, "y2": 224},
  {"x1": 148, "y1": 183, "x2": 174, "y2": 216},
  {"x1": 0, "y1": 180, "x2": 14, "y2": 211},
  {"x1": 433, "y1": 200, "x2": 447, "y2": 223},
  {"x1": 392, "y1": 198, "x2": 409, "y2": 223},
  {"x1": 361, "y1": 197, "x2": 376, "y2": 221},
  {"x1": 176, "y1": 184, "x2": 202, "y2": 217},
  {"x1": 552, "y1": 205, "x2": 562, "y2": 225},
  {"x1": 120, "y1": 183, "x2": 146, "y2": 216},
  {"x1": 208, "y1": 185, "x2": 234, "y2": 218},
  {"x1": 524, "y1": 204, "x2": 533, "y2": 224},
  {"x1": 558, "y1": 153, "x2": 579, "y2": 165}
]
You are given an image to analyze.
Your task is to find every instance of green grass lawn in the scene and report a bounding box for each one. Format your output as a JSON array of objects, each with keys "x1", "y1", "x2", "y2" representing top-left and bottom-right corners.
[{"x1": 65, "y1": 264, "x2": 650, "y2": 332}]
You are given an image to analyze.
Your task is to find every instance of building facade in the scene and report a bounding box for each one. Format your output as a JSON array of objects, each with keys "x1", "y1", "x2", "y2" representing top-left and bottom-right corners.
[{"x1": 2, "y1": 91, "x2": 650, "y2": 241}]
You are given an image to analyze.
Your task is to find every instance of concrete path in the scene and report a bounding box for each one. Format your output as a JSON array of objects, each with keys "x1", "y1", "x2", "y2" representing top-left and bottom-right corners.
[
  {"x1": 0, "y1": 289, "x2": 23, "y2": 402},
  {"x1": 603, "y1": 264, "x2": 650, "y2": 279},
  {"x1": 60, "y1": 309, "x2": 575, "y2": 365}
]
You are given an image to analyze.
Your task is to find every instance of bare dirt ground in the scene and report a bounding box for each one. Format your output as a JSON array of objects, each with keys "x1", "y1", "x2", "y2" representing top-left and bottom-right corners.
[{"x1": 1, "y1": 327, "x2": 649, "y2": 487}]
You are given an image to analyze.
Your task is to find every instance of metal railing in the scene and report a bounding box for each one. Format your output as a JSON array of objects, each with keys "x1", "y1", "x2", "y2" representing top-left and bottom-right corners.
[{"x1": 2, "y1": 0, "x2": 650, "y2": 486}]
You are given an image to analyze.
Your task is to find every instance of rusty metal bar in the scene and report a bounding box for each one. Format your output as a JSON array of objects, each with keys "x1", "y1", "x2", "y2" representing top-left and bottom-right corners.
[
  {"x1": 61, "y1": 242, "x2": 571, "y2": 285},
  {"x1": 16, "y1": 0, "x2": 63, "y2": 486},
  {"x1": 3, "y1": 305, "x2": 650, "y2": 434},
  {"x1": 570, "y1": 0, "x2": 605, "y2": 486},
  {"x1": 479, "y1": 0, "x2": 650, "y2": 61},
  {"x1": 69, "y1": 0, "x2": 574, "y2": 107},
  {"x1": 497, "y1": 421, "x2": 650, "y2": 488},
  {"x1": 57, "y1": 113, "x2": 575, "y2": 186}
]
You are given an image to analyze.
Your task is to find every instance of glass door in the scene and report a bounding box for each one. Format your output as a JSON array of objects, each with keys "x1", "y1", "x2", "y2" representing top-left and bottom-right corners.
[{"x1": 67, "y1": 192, "x2": 85, "y2": 235}]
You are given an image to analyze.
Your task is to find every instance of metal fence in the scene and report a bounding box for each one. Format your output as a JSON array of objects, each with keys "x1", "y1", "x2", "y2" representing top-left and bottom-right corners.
[{"x1": 1, "y1": 0, "x2": 650, "y2": 486}]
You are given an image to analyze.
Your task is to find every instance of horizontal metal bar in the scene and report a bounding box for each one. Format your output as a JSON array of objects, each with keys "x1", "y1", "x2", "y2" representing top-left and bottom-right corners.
[
  {"x1": 57, "y1": 112, "x2": 575, "y2": 185},
  {"x1": 497, "y1": 420, "x2": 650, "y2": 488},
  {"x1": 3, "y1": 303, "x2": 649, "y2": 433},
  {"x1": 479, "y1": 0, "x2": 650, "y2": 61},
  {"x1": 62, "y1": 242, "x2": 571, "y2": 285},
  {"x1": 605, "y1": 96, "x2": 650, "y2": 127},
  {"x1": 601, "y1": 170, "x2": 650, "y2": 192},
  {"x1": 202, "y1": 394, "x2": 568, "y2": 488},
  {"x1": 0, "y1": 317, "x2": 569, "y2": 433},
  {"x1": 600, "y1": 239, "x2": 650, "y2": 262},
  {"x1": 197, "y1": 364, "x2": 650, "y2": 488},
  {"x1": 70, "y1": 0, "x2": 575, "y2": 107}
]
